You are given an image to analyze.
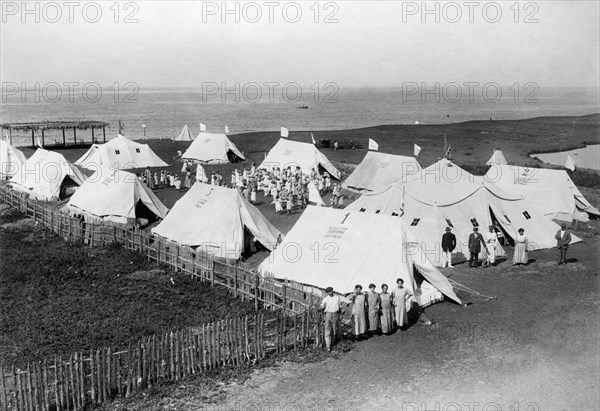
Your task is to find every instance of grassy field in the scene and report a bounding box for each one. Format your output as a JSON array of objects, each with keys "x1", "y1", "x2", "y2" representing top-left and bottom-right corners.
[{"x1": 0, "y1": 205, "x2": 261, "y2": 367}]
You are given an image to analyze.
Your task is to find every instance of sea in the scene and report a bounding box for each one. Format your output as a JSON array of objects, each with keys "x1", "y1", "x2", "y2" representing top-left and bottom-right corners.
[{"x1": 1, "y1": 86, "x2": 598, "y2": 147}]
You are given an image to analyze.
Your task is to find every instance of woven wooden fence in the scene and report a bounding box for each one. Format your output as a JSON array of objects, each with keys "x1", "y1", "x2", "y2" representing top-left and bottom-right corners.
[{"x1": 0, "y1": 185, "x2": 330, "y2": 410}]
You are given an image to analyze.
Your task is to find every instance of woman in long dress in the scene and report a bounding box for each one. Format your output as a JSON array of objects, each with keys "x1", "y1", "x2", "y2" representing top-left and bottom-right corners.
[
  {"x1": 366, "y1": 284, "x2": 381, "y2": 335},
  {"x1": 391, "y1": 278, "x2": 413, "y2": 330},
  {"x1": 513, "y1": 228, "x2": 529, "y2": 265},
  {"x1": 379, "y1": 284, "x2": 394, "y2": 334},
  {"x1": 484, "y1": 225, "x2": 499, "y2": 267},
  {"x1": 349, "y1": 285, "x2": 367, "y2": 339}
]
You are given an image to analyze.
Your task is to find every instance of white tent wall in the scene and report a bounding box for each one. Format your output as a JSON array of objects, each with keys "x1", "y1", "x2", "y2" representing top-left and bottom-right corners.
[
  {"x1": 75, "y1": 134, "x2": 168, "y2": 170},
  {"x1": 258, "y1": 206, "x2": 460, "y2": 306},
  {"x1": 152, "y1": 183, "x2": 281, "y2": 260},
  {"x1": 259, "y1": 139, "x2": 341, "y2": 179},
  {"x1": 10, "y1": 149, "x2": 87, "y2": 201},
  {"x1": 68, "y1": 169, "x2": 168, "y2": 225},
  {"x1": 182, "y1": 132, "x2": 245, "y2": 164},
  {"x1": 486, "y1": 149, "x2": 508, "y2": 166},
  {"x1": 173, "y1": 125, "x2": 193, "y2": 141},
  {"x1": 342, "y1": 151, "x2": 422, "y2": 192},
  {"x1": 0, "y1": 140, "x2": 27, "y2": 179}
]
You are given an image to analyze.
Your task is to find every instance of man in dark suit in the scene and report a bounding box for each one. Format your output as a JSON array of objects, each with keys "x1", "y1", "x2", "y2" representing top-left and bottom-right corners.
[
  {"x1": 554, "y1": 223, "x2": 572, "y2": 265},
  {"x1": 468, "y1": 227, "x2": 486, "y2": 268},
  {"x1": 441, "y1": 227, "x2": 456, "y2": 268}
]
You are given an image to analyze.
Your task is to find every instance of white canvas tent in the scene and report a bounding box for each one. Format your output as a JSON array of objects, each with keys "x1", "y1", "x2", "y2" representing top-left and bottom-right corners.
[
  {"x1": 485, "y1": 149, "x2": 508, "y2": 166},
  {"x1": 485, "y1": 164, "x2": 599, "y2": 222},
  {"x1": 259, "y1": 139, "x2": 341, "y2": 179},
  {"x1": 346, "y1": 159, "x2": 581, "y2": 267},
  {"x1": 10, "y1": 149, "x2": 87, "y2": 201},
  {"x1": 182, "y1": 132, "x2": 245, "y2": 164},
  {"x1": 152, "y1": 183, "x2": 281, "y2": 260},
  {"x1": 0, "y1": 140, "x2": 27, "y2": 179},
  {"x1": 259, "y1": 206, "x2": 460, "y2": 306},
  {"x1": 342, "y1": 151, "x2": 421, "y2": 192},
  {"x1": 75, "y1": 134, "x2": 168, "y2": 170},
  {"x1": 172, "y1": 125, "x2": 193, "y2": 141},
  {"x1": 68, "y1": 169, "x2": 168, "y2": 225}
]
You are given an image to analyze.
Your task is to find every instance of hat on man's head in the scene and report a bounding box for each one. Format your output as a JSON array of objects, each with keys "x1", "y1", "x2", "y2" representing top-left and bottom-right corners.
[
  {"x1": 325, "y1": 287, "x2": 333, "y2": 293},
  {"x1": 489, "y1": 225, "x2": 494, "y2": 229},
  {"x1": 561, "y1": 223, "x2": 567, "y2": 229},
  {"x1": 445, "y1": 227, "x2": 451, "y2": 231},
  {"x1": 473, "y1": 227, "x2": 479, "y2": 231}
]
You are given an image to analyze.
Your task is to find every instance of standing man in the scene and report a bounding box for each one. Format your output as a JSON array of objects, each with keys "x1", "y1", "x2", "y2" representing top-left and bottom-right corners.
[
  {"x1": 468, "y1": 227, "x2": 487, "y2": 268},
  {"x1": 319, "y1": 287, "x2": 344, "y2": 352},
  {"x1": 441, "y1": 227, "x2": 456, "y2": 268},
  {"x1": 555, "y1": 223, "x2": 572, "y2": 265}
]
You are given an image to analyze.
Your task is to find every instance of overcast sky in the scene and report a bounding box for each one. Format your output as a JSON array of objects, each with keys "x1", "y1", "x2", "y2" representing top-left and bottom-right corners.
[{"x1": 1, "y1": 1, "x2": 598, "y2": 88}]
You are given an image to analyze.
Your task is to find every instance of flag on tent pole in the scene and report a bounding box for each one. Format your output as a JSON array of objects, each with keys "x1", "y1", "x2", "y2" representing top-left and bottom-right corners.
[
  {"x1": 445, "y1": 144, "x2": 453, "y2": 158},
  {"x1": 414, "y1": 144, "x2": 422, "y2": 157},
  {"x1": 565, "y1": 154, "x2": 576, "y2": 171},
  {"x1": 36, "y1": 131, "x2": 43, "y2": 148},
  {"x1": 311, "y1": 133, "x2": 316, "y2": 145},
  {"x1": 200, "y1": 123, "x2": 207, "y2": 132},
  {"x1": 368, "y1": 138, "x2": 379, "y2": 151},
  {"x1": 224, "y1": 125, "x2": 230, "y2": 134},
  {"x1": 280, "y1": 127, "x2": 289, "y2": 138},
  {"x1": 118, "y1": 120, "x2": 125, "y2": 135}
]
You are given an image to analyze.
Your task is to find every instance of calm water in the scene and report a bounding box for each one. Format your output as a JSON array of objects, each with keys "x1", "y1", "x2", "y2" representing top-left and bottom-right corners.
[
  {"x1": 1, "y1": 86, "x2": 598, "y2": 146},
  {"x1": 531, "y1": 144, "x2": 600, "y2": 170}
]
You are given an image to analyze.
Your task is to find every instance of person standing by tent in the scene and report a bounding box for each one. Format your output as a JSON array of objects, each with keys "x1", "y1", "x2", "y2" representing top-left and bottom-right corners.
[
  {"x1": 555, "y1": 223, "x2": 572, "y2": 265},
  {"x1": 379, "y1": 284, "x2": 394, "y2": 334},
  {"x1": 349, "y1": 285, "x2": 367, "y2": 339},
  {"x1": 366, "y1": 284, "x2": 381, "y2": 336},
  {"x1": 513, "y1": 228, "x2": 529, "y2": 265},
  {"x1": 468, "y1": 227, "x2": 487, "y2": 268},
  {"x1": 441, "y1": 227, "x2": 456, "y2": 268},
  {"x1": 144, "y1": 167, "x2": 153, "y2": 189},
  {"x1": 483, "y1": 225, "x2": 499, "y2": 267},
  {"x1": 391, "y1": 278, "x2": 412, "y2": 330},
  {"x1": 319, "y1": 287, "x2": 344, "y2": 352}
]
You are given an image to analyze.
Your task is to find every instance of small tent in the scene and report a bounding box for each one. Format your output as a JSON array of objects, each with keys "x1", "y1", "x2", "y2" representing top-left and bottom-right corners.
[
  {"x1": 346, "y1": 159, "x2": 581, "y2": 267},
  {"x1": 152, "y1": 183, "x2": 281, "y2": 260},
  {"x1": 75, "y1": 134, "x2": 168, "y2": 170},
  {"x1": 172, "y1": 125, "x2": 193, "y2": 141},
  {"x1": 68, "y1": 169, "x2": 168, "y2": 225},
  {"x1": 10, "y1": 149, "x2": 87, "y2": 201},
  {"x1": 342, "y1": 151, "x2": 421, "y2": 192},
  {"x1": 485, "y1": 149, "x2": 508, "y2": 166},
  {"x1": 182, "y1": 132, "x2": 245, "y2": 164},
  {"x1": 0, "y1": 140, "x2": 27, "y2": 179},
  {"x1": 259, "y1": 206, "x2": 460, "y2": 306},
  {"x1": 485, "y1": 164, "x2": 599, "y2": 222},
  {"x1": 259, "y1": 139, "x2": 341, "y2": 179}
]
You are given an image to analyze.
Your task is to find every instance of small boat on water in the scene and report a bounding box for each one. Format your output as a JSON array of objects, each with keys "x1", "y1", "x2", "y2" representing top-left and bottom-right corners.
[{"x1": 296, "y1": 105, "x2": 309, "y2": 109}]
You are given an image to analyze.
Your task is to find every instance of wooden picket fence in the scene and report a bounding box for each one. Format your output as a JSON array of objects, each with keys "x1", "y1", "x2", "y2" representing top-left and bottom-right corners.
[
  {"x1": 0, "y1": 310, "x2": 327, "y2": 411},
  {"x1": 0, "y1": 185, "x2": 331, "y2": 410}
]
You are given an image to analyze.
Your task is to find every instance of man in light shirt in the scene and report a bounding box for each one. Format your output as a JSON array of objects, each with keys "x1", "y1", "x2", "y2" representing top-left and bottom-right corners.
[
  {"x1": 554, "y1": 222, "x2": 572, "y2": 265},
  {"x1": 319, "y1": 287, "x2": 344, "y2": 352}
]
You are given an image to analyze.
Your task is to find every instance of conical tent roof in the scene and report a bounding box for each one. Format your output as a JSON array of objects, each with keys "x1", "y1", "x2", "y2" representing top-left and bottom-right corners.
[
  {"x1": 68, "y1": 169, "x2": 168, "y2": 225},
  {"x1": 259, "y1": 139, "x2": 341, "y2": 179},
  {"x1": 485, "y1": 164, "x2": 599, "y2": 221},
  {"x1": 152, "y1": 183, "x2": 281, "y2": 260},
  {"x1": 173, "y1": 125, "x2": 193, "y2": 141},
  {"x1": 75, "y1": 134, "x2": 168, "y2": 170},
  {"x1": 10, "y1": 149, "x2": 87, "y2": 201},
  {"x1": 182, "y1": 132, "x2": 245, "y2": 164},
  {"x1": 342, "y1": 151, "x2": 421, "y2": 192},
  {"x1": 0, "y1": 140, "x2": 27, "y2": 179},
  {"x1": 486, "y1": 149, "x2": 508, "y2": 165},
  {"x1": 259, "y1": 206, "x2": 461, "y2": 306}
]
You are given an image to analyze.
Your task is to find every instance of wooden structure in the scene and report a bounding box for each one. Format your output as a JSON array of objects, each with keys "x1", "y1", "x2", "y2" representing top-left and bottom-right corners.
[{"x1": 0, "y1": 121, "x2": 109, "y2": 149}]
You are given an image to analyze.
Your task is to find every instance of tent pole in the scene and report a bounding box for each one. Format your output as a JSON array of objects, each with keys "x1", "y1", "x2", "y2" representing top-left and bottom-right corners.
[
  {"x1": 31, "y1": 129, "x2": 34, "y2": 147},
  {"x1": 62, "y1": 128, "x2": 66, "y2": 146},
  {"x1": 73, "y1": 128, "x2": 77, "y2": 146},
  {"x1": 42, "y1": 128, "x2": 45, "y2": 147},
  {"x1": 103, "y1": 126, "x2": 106, "y2": 142}
]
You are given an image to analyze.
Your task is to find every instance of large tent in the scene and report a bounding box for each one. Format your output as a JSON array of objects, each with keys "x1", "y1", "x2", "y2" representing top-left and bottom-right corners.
[
  {"x1": 346, "y1": 159, "x2": 581, "y2": 267},
  {"x1": 259, "y1": 139, "x2": 341, "y2": 179},
  {"x1": 152, "y1": 183, "x2": 281, "y2": 260},
  {"x1": 182, "y1": 132, "x2": 245, "y2": 164},
  {"x1": 0, "y1": 140, "x2": 27, "y2": 179},
  {"x1": 485, "y1": 164, "x2": 599, "y2": 222},
  {"x1": 485, "y1": 149, "x2": 508, "y2": 166},
  {"x1": 342, "y1": 151, "x2": 421, "y2": 192},
  {"x1": 68, "y1": 169, "x2": 168, "y2": 225},
  {"x1": 259, "y1": 206, "x2": 460, "y2": 306},
  {"x1": 75, "y1": 134, "x2": 168, "y2": 170},
  {"x1": 10, "y1": 149, "x2": 87, "y2": 201},
  {"x1": 172, "y1": 125, "x2": 193, "y2": 141}
]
